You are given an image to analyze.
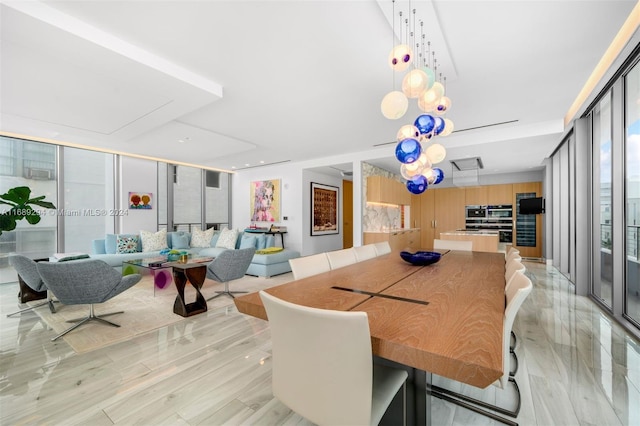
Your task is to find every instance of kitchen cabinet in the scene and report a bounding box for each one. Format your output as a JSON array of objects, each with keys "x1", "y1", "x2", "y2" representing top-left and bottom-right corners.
[
  {"x1": 367, "y1": 176, "x2": 411, "y2": 205},
  {"x1": 513, "y1": 182, "x2": 542, "y2": 258},
  {"x1": 363, "y1": 229, "x2": 421, "y2": 252},
  {"x1": 419, "y1": 187, "x2": 465, "y2": 249},
  {"x1": 465, "y1": 184, "x2": 513, "y2": 206},
  {"x1": 409, "y1": 194, "x2": 421, "y2": 229},
  {"x1": 487, "y1": 184, "x2": 513, "y2": 205},
  {"x1": 465, "y1": 186, "x2": 488, "y2": 206}
]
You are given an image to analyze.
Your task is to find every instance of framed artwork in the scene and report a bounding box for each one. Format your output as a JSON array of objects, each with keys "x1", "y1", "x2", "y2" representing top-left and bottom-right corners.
[
  {"x1": 311, "y1": 182, "x2": 339, "y2": 236},
  {"x1": 129, "y1": 192, "x2": 152, "y2": 209},
  {"x1": 250, "y1": 179, "x2": 281, "y2": 222}
]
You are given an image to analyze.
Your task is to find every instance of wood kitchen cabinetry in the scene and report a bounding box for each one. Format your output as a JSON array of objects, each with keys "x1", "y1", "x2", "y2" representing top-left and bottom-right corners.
[
  {"x1": 512, "y1": 182, "x2": 542, "y2": 258},
  {"x1": 367, "y1": 176, "x2": 411, "y2": 205},
  {"x1": 363, "y1": 228, "x2": 420, "y2": 252},
  {"x1": 487, "y1": 184, "x2": 513, "y2": 205},
  {"x1": 419, "y1": 187, "x2": 466, "y2": 249},
  {"x1": 465, "y1": 184, "x2": 513, "y2": 205}
]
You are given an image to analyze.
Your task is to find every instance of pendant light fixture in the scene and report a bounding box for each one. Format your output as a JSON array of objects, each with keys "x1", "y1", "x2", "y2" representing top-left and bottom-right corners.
[{"x1": 381, "y1": 2, "x2": 455, "y2": 195}]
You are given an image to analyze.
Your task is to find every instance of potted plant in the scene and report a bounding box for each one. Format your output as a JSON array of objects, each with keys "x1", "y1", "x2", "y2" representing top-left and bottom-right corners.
[{"x1": 0, "y1": 186, "x2": 56, "y2": 236}]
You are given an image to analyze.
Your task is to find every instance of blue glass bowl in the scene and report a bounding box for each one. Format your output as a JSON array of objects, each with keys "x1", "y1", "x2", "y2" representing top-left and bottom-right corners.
[{"x1": 400, "y1": 251, "x2": 442, "y2": 266}]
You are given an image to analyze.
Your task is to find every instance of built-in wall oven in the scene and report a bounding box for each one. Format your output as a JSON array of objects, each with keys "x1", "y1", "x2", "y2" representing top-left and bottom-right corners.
[{"x1": 465, "y1": 204, "x2": 513, "y2": 243}]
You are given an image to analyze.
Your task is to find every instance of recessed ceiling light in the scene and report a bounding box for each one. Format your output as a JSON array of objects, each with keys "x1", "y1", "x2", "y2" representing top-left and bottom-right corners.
[
  {"x1": 178, "y1": 139, "x2": 185, "y2": 143},
  {"x1": 245, "y1": 163, "x2": 250, "y2": 167},
  {"x1": 260, "y1": 160, "x2": 265, "y2": 164},
  {"x1": 231, "y1": 166, "x2": 236, "y2": 169}
]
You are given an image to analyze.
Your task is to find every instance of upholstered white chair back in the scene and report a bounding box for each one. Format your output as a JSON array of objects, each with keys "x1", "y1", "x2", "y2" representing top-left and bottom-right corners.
[
  {"x1": 497, "y1": 271, "x2": 532, "y2": 389},
  {"x1": 259, "y1": 291, "x2": 407, "y2": 425},
  {"x1": 373, "y1": 241, "x2": 392, "y2": 256},
  {"x1": 505, "y1": 247, "x2": 520, "y2": 261},
  {"x1": 326, "y1": 248, "x2": 357, "y2": 270},
  {"x1": 288, "y1": 253, "x2": 330, "y2": 280},
  {"x1": 506, "y1": 249, "x2": 521, "y2": 263},
  {"x1": 433, "y1": 239, "x2": 473, "y2": 251},
  {"x1": 353, "y1": 244, "x2": 378, "y2": 262},
  {"x1": 505, "y1": 258, "x2": 526, "y2": 292}
]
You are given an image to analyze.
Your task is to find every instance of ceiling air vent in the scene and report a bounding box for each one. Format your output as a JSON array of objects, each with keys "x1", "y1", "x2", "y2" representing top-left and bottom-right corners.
[{"x1": 449, "y1": 157, "x2": 483, "y2": 186}]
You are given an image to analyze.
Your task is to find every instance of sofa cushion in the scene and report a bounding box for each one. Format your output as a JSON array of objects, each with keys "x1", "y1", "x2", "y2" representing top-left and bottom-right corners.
[
  {"x1": 216, "y1": 228, "x2": 239, "y2": 249},
  {"x1": 191, "y1": 227, "x2": 215, "y2": 248},
  {"x1": 117, "y1": 235, "x2": 139, "y2": 254},
  {"x1": 140, "y1": 229, "x2": 168, "y2": 252},
  {"x1": 239, "y1": 234, "x2": 257, "y2": 249},
  {"x1": 251, "y1": 249, "x2": 300, "y2": 265},
  {"x1": 171, "y1": 231, "x2": 190, "y2": 249}
]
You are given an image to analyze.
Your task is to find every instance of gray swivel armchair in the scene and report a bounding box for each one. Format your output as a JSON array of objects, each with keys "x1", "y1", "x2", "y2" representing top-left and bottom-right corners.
[
  {"x1": 7, "y1": 254, "x2": 57, "y2": 317},
  {"x1": 206, "y1": 247, "x2": 255, "y2": 300},
  {"x1": 37, "y1": 259, "x2": 141, "y2": 341}
]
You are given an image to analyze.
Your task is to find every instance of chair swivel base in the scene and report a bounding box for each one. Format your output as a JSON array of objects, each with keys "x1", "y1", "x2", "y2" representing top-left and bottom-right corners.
[
  {"x1": 51, "y1": 304, "x2": 123, "y2": 341},
  {"x1": 207, "y1": 290, "x2": 248, "y2": 301},
  {"x1": 7, "y1": 297, "x2": 59, "y2": 317},
  {"x1": 206, "y1": 281, "x2": 247, "y2": 301}
]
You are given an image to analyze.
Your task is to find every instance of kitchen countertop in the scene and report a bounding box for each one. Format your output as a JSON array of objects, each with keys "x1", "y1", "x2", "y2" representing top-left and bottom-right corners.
[
  {"x1": 364, "y1": 228, "x2": 420, "y2": 234},
  {"x1": 442, "y1": 230, "x2": 500, "y2": 236}
]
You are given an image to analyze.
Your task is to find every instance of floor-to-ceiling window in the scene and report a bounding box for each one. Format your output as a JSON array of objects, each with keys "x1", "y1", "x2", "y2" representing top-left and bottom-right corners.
[
  {"x1": 61, "y1": 147, "x2": 115, "y2": 253},
  {"x1": 625, "y1": 59, "x2": 640, "y2": 325},
  {"x1": 592, "y1": 91, "x2": 614, "y2": 309},
  {"x1": 0, "y1": 136, "x2": 57, "y2": 283}
]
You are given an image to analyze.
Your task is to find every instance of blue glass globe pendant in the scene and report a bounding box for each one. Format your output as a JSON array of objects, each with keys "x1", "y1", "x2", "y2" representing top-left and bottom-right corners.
[
  {"x1": 407, "y1": 175, "x2": 428, "y2": 194},
  {"x1": 395, "y1": 138, "x2": 422, "y2": 164}
]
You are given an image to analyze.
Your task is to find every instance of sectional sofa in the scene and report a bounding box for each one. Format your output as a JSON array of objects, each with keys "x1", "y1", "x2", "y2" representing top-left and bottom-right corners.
[{"x1": 90, "y1": 228, "x2": 300, "y2": 278}]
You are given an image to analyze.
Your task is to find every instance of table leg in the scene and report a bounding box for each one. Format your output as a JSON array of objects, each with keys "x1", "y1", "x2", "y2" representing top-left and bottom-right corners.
[
  {"x1": 172, "y1": 266, "x2": 207, "y2": 317},
  {"x1": 415, "y1": 370, "x2": 431, "y2": 426}
]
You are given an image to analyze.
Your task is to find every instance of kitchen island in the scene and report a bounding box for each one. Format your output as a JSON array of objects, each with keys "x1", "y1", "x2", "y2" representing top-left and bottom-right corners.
[{"x1": 440, "y1": 230, "x2": 500, "y2": 253}]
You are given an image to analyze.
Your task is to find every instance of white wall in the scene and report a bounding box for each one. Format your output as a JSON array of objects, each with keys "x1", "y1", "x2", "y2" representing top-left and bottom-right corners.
[
  {"x1": 119, "y1": 156, "x2": 158, "y2": 234},
  {"x1": 232, "y1": 163, "x2": 304, "y2": 254}
]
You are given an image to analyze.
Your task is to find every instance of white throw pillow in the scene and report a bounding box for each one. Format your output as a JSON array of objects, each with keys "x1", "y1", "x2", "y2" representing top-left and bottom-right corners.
[
  {"x1": 140, "y1": 229, "x2": 168, "y2": 252},
  {"x1": 191, "y1": 227, "x2": 215, "y2": 248},
  {"x1": 215, "y1": 227, "x2": 239, "y2": 249}
]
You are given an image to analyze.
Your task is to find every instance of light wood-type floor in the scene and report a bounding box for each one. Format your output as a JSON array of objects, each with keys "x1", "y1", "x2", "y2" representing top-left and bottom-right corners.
[{"x1": 1, "y1": 262, "x2": 639, "y2": 425}]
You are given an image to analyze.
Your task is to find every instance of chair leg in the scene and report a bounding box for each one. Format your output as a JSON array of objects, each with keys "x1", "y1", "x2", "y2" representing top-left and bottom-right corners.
[
  {"x1": 510, "y1": 349, "x2": 519, "y2": 377},
  {"x1": 510, "y1": 330, "x2": 517, "y2": 350},
  {"x1": 207, "y1": 282, "x2": 248, "y2": 301},
  {"x1": 7, "y1": 293, "x2": 59, "y2": 317},
  {"x1": 51, "y1": 304, "x2": 121, "y2": 341},
  {"x1": 431, "y1": 376, "x2": 521, "y2": 422}
]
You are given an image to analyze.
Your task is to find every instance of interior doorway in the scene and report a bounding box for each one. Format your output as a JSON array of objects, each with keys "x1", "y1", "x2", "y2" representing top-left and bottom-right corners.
[{"x1": 342, "y1": 179, "x2": 353, "y2": 248}]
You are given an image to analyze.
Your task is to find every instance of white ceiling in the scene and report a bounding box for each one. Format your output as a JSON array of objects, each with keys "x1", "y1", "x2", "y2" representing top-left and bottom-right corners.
[{"x1": 1, "y1": 0, "x2": 637, "y2": 180}]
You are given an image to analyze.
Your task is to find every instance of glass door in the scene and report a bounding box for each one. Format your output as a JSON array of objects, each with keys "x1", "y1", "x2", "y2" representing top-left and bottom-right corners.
[
  {"x1": 592, "y1": 91, "x2": 613, "y2": 309},
  {"x1": 625, "y1": 60, "x2": 640, "y2": 324}
]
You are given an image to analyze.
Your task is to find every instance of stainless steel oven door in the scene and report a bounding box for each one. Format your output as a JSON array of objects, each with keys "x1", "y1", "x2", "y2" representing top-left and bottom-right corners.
[{"x1": 499, "y1": 230, "x2": 513, "y2": 243}]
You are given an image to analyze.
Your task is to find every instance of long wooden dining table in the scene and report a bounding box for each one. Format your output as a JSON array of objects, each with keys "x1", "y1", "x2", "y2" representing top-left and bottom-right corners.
[{"x1": 234, "y1": 250, "x2": 506, "y2": 425}]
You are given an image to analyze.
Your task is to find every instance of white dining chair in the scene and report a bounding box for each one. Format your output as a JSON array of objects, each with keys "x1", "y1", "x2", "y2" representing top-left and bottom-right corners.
[
  {"x1": 505, "y1": 247, "x2": 520, "y2": 261},
  {"x1": 433, "y1": 238, "x2": 473, "y2": 251},
  {"x1": 259, "y1": 290, "x2": 408, "y2": 425},
  {"x1": 505, "y1": 256, "x2": 526, "y2": 372},
  {"x1": 326, "y1": 248, "x2": 357, "y2": 270},
  {"x1": 431, "y1": 270, "x2": 532, "y2": 424},
  {"x1": 288, "y1": 253, "x2": 331, "y2": 280},
  {"x1": 373, "y1": 241, "x2": 392, "y2": 256},
  {"x1": 506, "y1": 249, "x2": 521, "y2": 263},
  {"x1": 353, "y1": 244, "x2": 378, "y2": 262}
]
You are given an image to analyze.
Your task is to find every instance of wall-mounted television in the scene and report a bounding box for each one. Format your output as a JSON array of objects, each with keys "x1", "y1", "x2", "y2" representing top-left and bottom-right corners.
[{"x1": 519, "y1": 197, "x2": 545, "y2": 214}]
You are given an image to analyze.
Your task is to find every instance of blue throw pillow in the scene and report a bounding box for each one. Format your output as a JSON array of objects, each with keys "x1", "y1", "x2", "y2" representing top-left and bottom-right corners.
[
  {"x1": 171, "y1": 231, "x2": 190, "y2": 249},
  {"x1": 105, "y1": 234, "x2": 117, "y2": 254},
  {"x1": 210, "y1": 231, "x2": 221, "y2": 247},
  {"x1": 255, "y1": 234, "x2": 267, "y2": 250},
  {"x1": 265, "y1": 235, "x2": 276, "y2": 248},
  {"x1": 240, "y1": 234, "x2": 257, "y2": 249}
]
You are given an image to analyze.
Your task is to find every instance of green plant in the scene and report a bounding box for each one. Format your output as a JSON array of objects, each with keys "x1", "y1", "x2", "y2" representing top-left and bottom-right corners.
[{"x1": 0, "y1": 186, "x2": 56, "y2": 236}]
